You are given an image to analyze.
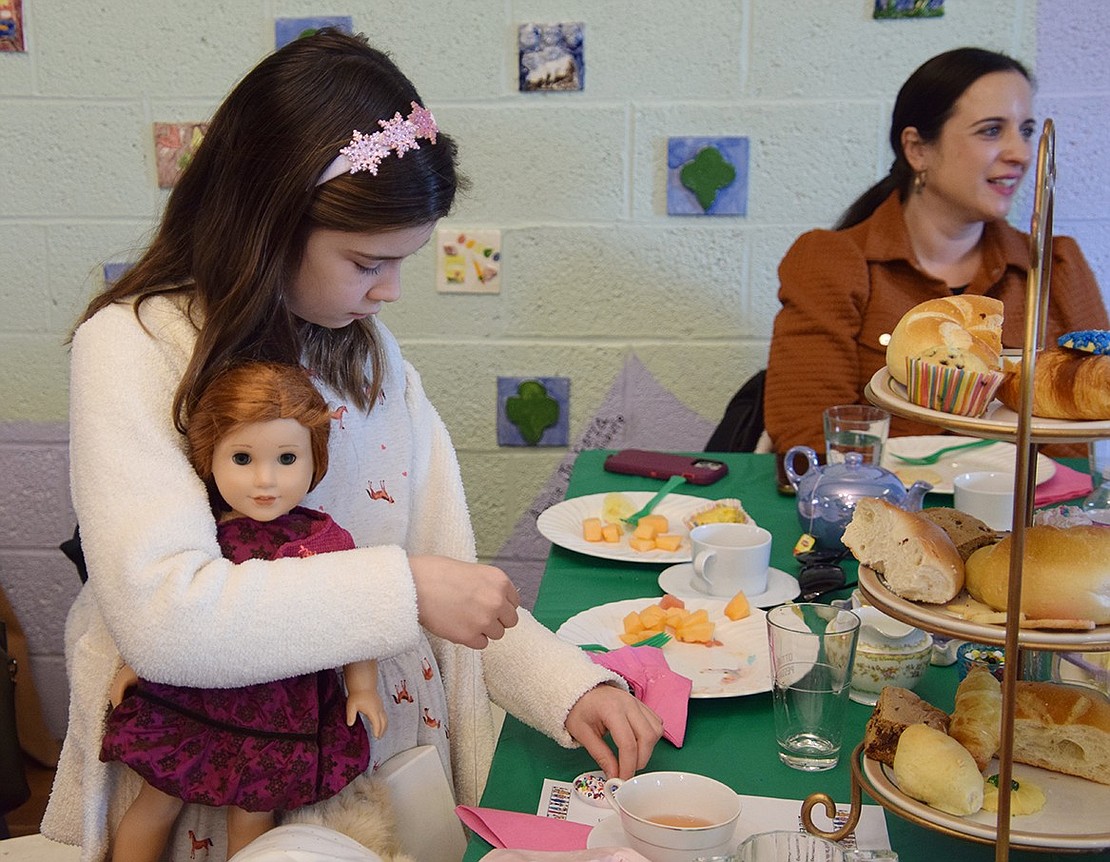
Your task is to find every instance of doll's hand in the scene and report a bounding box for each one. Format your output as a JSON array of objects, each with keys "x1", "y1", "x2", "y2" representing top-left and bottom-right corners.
[
  {"x1": 109, "y1": 663, "x2": 140, "y2": 708},
  {"x1": 347, "y1": 691, "x2": 388, "y2": 738},
  {"x1": 409, "y1": 555, "x2": 520, "y2": 650},
  {"x1": 565, "y1": 684, "x2": 663, "y2": 780}
]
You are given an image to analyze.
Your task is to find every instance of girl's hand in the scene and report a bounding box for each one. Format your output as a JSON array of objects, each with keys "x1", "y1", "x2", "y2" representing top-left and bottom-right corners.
[
  {"x1": 565, "y1": 684, "x2": 663, "y2": 780},
  {"x1": 409, "y1": 555, "x2": 521, "y2": 649}
]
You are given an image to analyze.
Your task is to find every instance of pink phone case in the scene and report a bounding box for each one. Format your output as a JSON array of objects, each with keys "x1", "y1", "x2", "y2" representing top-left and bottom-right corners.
[{"x1": 603, "y1": 450, "x2": 728, "y2": 485}]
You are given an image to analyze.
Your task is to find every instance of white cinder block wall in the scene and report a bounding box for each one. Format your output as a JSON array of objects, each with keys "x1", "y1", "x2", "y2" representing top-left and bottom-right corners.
[{"x1": 2, "y1": 0, "x2": 1108, "y2": 741}]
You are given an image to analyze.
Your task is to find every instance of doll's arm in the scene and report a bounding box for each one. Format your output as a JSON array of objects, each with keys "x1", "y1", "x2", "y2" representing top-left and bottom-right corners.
[
  {"x1": 344, "y1": 659, "x2": 387, "y2": 738},
  {"x1": 109, "y1": 663, "x2": 139, "y2": 708}
]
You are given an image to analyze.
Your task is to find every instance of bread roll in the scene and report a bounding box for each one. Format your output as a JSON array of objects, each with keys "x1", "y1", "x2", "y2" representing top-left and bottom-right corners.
[
  {"x1": 864, "y1": 685, "x2": 951, "y2": 767},
  {"x1": 949, "y1": 667, "x2": 1002, "y2": 771},
  {"x1": 842, "y1": 498, "x2": 964, "y2": 603},
  {"x1": 886, "y1": 296, "x2": 1004, "y2": 386},
  {"x1": 996, "y1": 347, "x2": 1110, "y2": 420},
  {"x1": 1014, "y1": 681, "x2": 1110, "y2": 785},
  {"x1": 965, "y1": 526, "x2": 1110, "y2": 624},
  {"x1": 894, "y1": 723, "x2": 984, "y2": 815},
  {"x1": 916, "y1": 507, "x2": 1002, "y2": 562}
]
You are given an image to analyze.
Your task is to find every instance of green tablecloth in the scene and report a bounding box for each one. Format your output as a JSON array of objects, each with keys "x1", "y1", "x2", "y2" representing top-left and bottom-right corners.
[{"x1": 462, "y1": 450, "x2": 1105, "y2": 862}]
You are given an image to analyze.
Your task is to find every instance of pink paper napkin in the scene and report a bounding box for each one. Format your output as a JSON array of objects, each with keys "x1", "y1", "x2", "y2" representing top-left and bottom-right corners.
[
  {"x1": 1034, "y1": 460, "x2": 1093, "y2": 507},
  {"x1": 455, "y1": 805, "x2": 592, "y2": 851},
  {"x1": 587, "y1": 645, "x2": 692, "y2": 747}
]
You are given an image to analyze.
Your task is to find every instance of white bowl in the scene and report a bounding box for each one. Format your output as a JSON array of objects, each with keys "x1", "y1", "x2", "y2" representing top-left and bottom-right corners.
[{"x1": 850, "y1": 634, "x2": 933, "y2": 705}]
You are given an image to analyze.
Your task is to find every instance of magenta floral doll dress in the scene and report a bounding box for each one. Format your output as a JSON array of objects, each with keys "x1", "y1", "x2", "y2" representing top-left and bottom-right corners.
[{"x1": 99, "y1": 507, "x2": 371, "y2": 811}]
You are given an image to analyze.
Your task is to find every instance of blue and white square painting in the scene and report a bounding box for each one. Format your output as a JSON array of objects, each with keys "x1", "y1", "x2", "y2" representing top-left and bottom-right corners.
[
  {"x1": 667, "y1": 136, "x2": 749, "y2": 216},
  {"x1": 497, "y1": 376, "x2": 570, "y2": 447}
]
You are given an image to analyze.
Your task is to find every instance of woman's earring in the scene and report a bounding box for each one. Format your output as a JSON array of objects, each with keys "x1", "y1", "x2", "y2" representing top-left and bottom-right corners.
[{"x1": 913, "y1": 170, "x2": 927, "y2": 193}]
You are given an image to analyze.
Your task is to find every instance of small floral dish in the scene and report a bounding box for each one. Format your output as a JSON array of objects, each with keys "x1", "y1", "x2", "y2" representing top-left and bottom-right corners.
[
  {"x1": 850, "y1": 606, "x2": 933, "y2": 705},
  {"x1": 957, "y1": 642, "x2": 1005, "y2": 682}
]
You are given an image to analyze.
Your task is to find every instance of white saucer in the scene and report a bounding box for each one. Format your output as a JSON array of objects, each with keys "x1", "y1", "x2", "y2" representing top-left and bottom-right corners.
[
  {"x1": 658, "y1": 564, "x2": 800, "y2": 608},
  {"x1": 587, "y1": 813, "x2": 742, "y2": 862}
]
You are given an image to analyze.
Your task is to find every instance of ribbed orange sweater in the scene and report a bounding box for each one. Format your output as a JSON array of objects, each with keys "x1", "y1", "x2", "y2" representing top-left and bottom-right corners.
[{"x1": 764, "y1": 192, "x2": 1109, "y2": 456}]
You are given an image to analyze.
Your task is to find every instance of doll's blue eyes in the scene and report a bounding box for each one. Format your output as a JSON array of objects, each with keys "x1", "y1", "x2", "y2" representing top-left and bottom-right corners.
[{"x1": 279, "y1": 453, "x2": 297, "y2": 465}]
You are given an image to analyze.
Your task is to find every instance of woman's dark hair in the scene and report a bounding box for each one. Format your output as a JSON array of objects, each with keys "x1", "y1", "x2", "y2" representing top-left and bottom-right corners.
[
  {"x1": 75, "y1": 29, "x2": 463, "y2": 430},
  {"x1": 835, "y1": 47, "x2": 1030, "y2": 230}
]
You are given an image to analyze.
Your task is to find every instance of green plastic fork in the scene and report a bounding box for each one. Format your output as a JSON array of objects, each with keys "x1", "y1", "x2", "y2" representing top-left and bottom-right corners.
[
  {"x1": 888, "y1": 438, "x2": 994, "y2": 466},
  {"x1": 579, "y1": 632, "x2": 673, "y2": 652},
  {"x1": 622, "y1": 475, "x2": 687, "y2": 527}
]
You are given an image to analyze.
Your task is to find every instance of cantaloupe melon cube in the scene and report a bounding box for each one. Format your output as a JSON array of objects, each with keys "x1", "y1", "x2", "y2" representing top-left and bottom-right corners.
[
  {"x1": 633, "y1": 521, "x2": 659, "y2": 541},
  {"x1": 639, "y1": 514, "x2": 669, "y2": 534},
  {"x1": 653, "y1": 533, "x2": 682, "y2": 552},
  {"x1": 622, "y1": 611, "x2": 645, "y2": 635},
  {"x1": 724, "y1": 590, "x2": 751, "y2": 620},
  {"x1": 639, "y1": 605, "x2": 667, "y2": 629},
  {"x1": 601, "y1": 523, "x2": 622, "y2": 543},
  {"x1": 676, "y1": 621, "x2": 715, "y2": 643},
  {"x1": 582, "y1": 517, "x2": 603, "y2": 542},
  {"x1": 629, "y1": 536, "x2": 656, "y2": 552},
  {"x1": 682, "y1": 608, "x2": 710, "y2": 627},
  {"x1": 659, "y1": 594, "x2": 685, "y2": 610},
  {"x1": 664, "y1": 607, "x2": 688, "y2": 627}
]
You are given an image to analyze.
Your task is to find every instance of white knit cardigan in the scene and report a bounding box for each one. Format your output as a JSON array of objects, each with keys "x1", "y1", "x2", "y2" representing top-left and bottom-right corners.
[{"x1": 42, "y1": 297, "x2": 620, "y2": 860}]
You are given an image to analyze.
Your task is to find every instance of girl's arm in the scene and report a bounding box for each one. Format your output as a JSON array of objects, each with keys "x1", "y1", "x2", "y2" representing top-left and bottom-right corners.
[{"x1": 69, "y1": 300, "x2": 421, "y2": 687}]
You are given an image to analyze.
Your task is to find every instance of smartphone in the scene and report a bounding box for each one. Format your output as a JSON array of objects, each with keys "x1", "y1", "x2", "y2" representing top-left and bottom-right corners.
[{"x1": 603, "y1": 449, "x2": 728, "y2": 485}]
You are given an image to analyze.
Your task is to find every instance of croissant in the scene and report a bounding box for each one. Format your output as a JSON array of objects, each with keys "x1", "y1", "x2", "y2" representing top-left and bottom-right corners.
[
  {"x1": 948, "y1": 666, "x2": 1002, "y2": 771},
  {"x1": 996, "y1": 346, "x2": 1110, "y2": 420}
]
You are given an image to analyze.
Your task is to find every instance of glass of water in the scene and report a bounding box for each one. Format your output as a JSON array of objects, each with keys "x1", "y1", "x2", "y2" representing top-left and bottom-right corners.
[
  {"x1": 1082, "y1": 439, "x2": 1110, "y2": 525},
  {"x1": 823, "y1": 405, "x2": 890, "y2": 465}
]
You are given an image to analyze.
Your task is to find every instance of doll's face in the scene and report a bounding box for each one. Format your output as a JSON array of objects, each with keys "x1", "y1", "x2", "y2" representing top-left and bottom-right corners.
[{"x1": 211, "y1": 418, "x2": 315, "y2": 522}]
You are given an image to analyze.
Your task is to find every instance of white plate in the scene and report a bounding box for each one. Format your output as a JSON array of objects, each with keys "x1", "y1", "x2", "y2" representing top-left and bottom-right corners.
[
  {"x1": 658, "y1": 564, "x2": 800, "y2": 608},
  {"x1": 556, "y1": 598, "x2": 771, "y2": 698},
  {"x1": 866, "y1": 367, "x2": 1110, "y2": 443},
  {"x1": 863, "y1": 755, "x2": 1110, "y2": 850},
  {"x1": 857, "y1": 566, "x2": 1110, "y2": 649},
  {"x1": 881, "y1": 436, "x2": 1056, "y2": 494},
  {"x1": 587, "y1": 812, "x2": 744, "y2": 861},
  {"x1": 537, "y1": 492, "x2": 727, "y2": 564}
]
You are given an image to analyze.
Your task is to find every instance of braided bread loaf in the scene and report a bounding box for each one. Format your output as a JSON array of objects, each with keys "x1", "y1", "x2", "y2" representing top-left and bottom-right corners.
[{"x1": 996, "y1": 347, "x2": 1110, "y2": 420}]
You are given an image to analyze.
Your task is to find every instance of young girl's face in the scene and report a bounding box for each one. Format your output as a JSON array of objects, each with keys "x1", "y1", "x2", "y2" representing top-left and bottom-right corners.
[
  {"x1": 288, "y1": 222, "x2": 437, "y2": 328},
  {"x1": 211, "y1": 418, "x2": 315, "y2": 521}
]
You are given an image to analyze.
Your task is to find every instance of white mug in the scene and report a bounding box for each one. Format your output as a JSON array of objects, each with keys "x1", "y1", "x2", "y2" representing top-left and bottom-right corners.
[
  {"x1": 690, "y1": 522, "x2": 771, "y2": 597},
  {"x1": 953, "y1": 471, "x2": 1015, "y2": 531}
]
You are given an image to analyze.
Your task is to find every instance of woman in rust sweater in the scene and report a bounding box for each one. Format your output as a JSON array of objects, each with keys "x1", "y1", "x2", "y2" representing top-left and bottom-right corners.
[{"x1": 764, "y1": 47, "x2": 1109, "y2": 457}]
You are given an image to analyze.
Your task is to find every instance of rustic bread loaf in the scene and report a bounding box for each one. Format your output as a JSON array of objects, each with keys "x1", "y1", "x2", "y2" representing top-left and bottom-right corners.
[
  {"x1": 885, "y1": 295, "x2": 1004, "y2": 386},
  {"x1": 863, "y1": 685, "x2": 951, "y2": 767},
  {"x1": 1014, "y1": 681, "x2": 1110, "y2": 785},
  {"x1": 965, "y1": 525, "x2": 1110, "y2": 625},
  {"x1": 996, "y1": 347, "x2": 1110, "y2": 420},
  {"x1": 917, "y1": 507, "x2": 1002, "y2": 562},
  {"x1": 843, "y1": 498, "x2": 964, "y2": 603}
]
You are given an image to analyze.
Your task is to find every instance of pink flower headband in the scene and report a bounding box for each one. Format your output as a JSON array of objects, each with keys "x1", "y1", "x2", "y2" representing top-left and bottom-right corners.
[{"x1": 315, "y1": 101, "x2": 439, "y2": 186}]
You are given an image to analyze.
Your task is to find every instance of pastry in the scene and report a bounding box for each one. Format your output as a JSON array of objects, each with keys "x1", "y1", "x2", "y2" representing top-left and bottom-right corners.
[
  {"x1": 893, "y1": 723, "x2": 984, "y2": 816},
  {"x1": 949, "y1": 667, "x2": 1002, "y2": 771},
  {"x1": 885, "y1": 296, "x2": 1004, "y2": 386},
  {"x1": 863, "y1": 685, "x2": 951, "y2": 767},
  {"x1": 996, "y1": 346, "x2": 1110, "y2": 420}
]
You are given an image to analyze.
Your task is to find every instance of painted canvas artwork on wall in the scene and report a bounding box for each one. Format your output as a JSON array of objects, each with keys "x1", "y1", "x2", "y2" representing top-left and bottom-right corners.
[
  {"x1": 874, "y1": 0, "x2": 944, "y2": 19},
  {"x1": 0, "y1": 0, "x2": 24, "y2": 52},
  {"x1": 498, "y1": 377, "x2": 570, "y2": 447},
  {"x1": 667, "y1": 136, "x2": 749, "y2": 216},
  {"x1": 437, "y1": 229, "x2": 502, "y2": 294},
  {"x1": 154, "y1": 122, "x2": 208, "y2": 188},
  {"x1": 275, "y1": 16, "x2": 353, "y2": 49},
  {"x1": 103, "y1": 262, "x2": 133, "y2": 286},
  {"x1": 519, "y1": 22, "x2": 585, "y2": 92}
]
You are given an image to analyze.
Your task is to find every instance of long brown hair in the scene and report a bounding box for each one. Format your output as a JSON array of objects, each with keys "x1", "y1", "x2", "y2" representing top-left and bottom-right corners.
[
  {"x1": 186, "y1": 361, "x2": 332, "y2": 514},
  {"x1": 75, "y1": 30, "x2": 461, "y2": 431},
  {"x1": 835, "y1": 47, "x2": 1030, "y2": 230}
]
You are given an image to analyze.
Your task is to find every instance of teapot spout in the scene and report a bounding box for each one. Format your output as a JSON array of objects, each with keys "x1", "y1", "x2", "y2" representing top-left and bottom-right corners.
[{"x1": 901, "y1": 480, "x2": 933, "y2": 512}]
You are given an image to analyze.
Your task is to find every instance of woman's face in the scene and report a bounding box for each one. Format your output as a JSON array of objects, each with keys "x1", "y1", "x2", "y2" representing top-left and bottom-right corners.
[
  {"x1": 911, "y1": 70, "x2": 1036, "y2": 224},
  {"x1": 288, "y1": 221, "x2": 437, "y2": 329}
]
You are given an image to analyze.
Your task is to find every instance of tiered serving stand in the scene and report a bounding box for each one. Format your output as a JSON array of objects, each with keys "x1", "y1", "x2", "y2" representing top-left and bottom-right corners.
[{"x1": 800, "y1": 121, "x2": 1110, "y2": 861}]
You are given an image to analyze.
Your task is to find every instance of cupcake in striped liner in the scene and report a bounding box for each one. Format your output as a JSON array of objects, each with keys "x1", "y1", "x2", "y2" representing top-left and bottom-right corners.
[{"x1": 905, "y1": 357, "x2": 1005, "y2": 417}]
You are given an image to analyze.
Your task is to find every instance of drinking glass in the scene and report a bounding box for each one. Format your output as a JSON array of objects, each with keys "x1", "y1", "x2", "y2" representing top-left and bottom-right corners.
[
  {"x1": 1082, "y1": 439, "x2": 1110, "y2": 525},
  {"x1": 767, "y1": 604, "x2": 860, "y2": 771},
  {"x1": 823, "y1": 406, "x2": 890, "y2": 465}
]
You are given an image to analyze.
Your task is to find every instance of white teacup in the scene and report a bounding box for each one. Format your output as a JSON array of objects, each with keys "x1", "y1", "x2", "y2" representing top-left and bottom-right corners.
[
  {"x1": 690, "y1": 522, "x2": 771, "y2": 597},
  {"x1": 602, "y1": 771, "x2": 742, "y2": 858},
  {"x1": 953, "y1": 470, "x2": 1014, "y2": 531}
]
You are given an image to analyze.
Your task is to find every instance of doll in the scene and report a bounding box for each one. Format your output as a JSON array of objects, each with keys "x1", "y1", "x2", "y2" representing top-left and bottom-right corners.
[{"x1": 100, "y1": 361, "x2": 388, "y2": 862}]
